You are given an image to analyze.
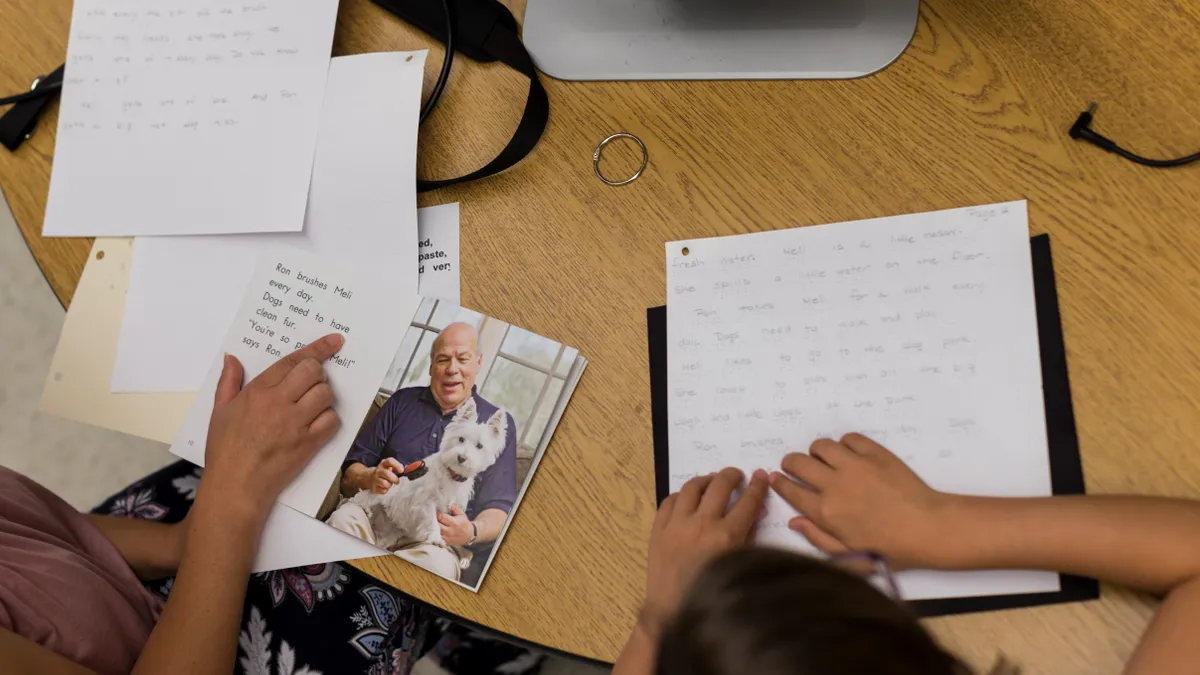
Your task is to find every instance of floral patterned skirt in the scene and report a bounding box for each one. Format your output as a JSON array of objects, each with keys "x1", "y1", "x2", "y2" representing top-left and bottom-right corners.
[{"x1": 94, "y1": 461, "x2": 544, "y2": 675}]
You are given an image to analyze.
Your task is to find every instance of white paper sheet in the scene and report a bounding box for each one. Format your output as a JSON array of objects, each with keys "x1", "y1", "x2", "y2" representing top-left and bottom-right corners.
[
  {"x1": 111, "y1": 52, "x2": 434, "y2": 393},
  {"x1": 666, "y1": 201, "x2": 1059, "y2": 601},
  {"x1": 254, "y1": 502, "x2": 382, "y2": 572},
  {"x1": 170, "y1": 246, "x2": 418, "y2": 516},
  {"x1": 43, "y1": 0, "x2": 339, "y2": 237},
  {"x1": 417, "y1": 203, "x2": 461, "y2": 303}
]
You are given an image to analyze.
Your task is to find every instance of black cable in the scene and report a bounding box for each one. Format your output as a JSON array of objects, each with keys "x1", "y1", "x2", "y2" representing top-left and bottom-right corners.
[
  {"x1": 1069, "y1": 102, "x2": 1200, "y2": 168},
  {"x1": 418, "y1": 0, "x2": 454, "y2": 126},
  {"x1": 0, "y1": 80, "x2": 61, "y2": 107}
]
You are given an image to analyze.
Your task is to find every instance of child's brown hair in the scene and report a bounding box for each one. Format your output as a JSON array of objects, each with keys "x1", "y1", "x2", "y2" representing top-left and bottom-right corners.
[{"x1": 655, "y1": 547, "x2": 971, "y2": 675}]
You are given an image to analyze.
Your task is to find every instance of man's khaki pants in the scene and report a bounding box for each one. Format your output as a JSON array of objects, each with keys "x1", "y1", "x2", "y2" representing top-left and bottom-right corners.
[{"x1": 326, "y1": 501, "x2": 463, "y2": 582}]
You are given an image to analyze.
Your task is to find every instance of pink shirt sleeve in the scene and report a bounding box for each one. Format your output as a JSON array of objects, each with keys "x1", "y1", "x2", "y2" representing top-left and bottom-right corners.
[{"x1": 0, "y1": 467, "x2": 162, "y2": 675}]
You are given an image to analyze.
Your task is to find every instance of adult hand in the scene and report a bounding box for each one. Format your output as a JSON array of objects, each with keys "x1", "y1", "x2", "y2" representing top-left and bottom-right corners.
[
  {"x1": 201, "y1": 334, "x2": 345, "y2": 522},
  {"x1": 643, "y1": 468, "x2": 768, "y2": 633},
  {"x1": 771, "y1": 433, "x2": 951, "y2": 568},
  {"x1": 365, "y1": 458, "x2": 405, "y2": 494},
  {"x1": 437, "y1": 504, "x2": 473, "y2": 546}
]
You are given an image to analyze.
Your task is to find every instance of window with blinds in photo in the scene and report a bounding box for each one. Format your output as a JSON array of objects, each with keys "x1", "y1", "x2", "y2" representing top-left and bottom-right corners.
[{"x1": 381, "y1": 298, "x2": 579, "y2": 460}]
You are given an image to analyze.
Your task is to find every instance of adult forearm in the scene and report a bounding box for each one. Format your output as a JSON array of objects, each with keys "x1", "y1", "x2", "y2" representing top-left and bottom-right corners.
[
  {"x1": 341, "y1": 462, "x2": 371, "y2": 497},
  {"x1": 934, "y1": 495, "x2": 1200, "y2": 594},
  {"x1": 132, "y1": 487, "x2": 266, "y2": 675},
  {"x1": 85, "y1": 515, "x2": 185, "y2": 580},
  {"x1": 474, "y1": 508, "x2": 508, "y2": 543}
]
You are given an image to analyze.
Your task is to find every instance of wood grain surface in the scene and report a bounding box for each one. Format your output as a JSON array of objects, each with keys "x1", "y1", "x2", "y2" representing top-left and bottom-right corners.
[{"x1": 4, "y1": 0, "x2": 1200, "y2": 669}]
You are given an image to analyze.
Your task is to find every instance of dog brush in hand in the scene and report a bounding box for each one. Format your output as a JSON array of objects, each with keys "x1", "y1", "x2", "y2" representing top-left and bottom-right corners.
[{"x1": 398, "y1": 460, "x2": 428, "y2": 481}]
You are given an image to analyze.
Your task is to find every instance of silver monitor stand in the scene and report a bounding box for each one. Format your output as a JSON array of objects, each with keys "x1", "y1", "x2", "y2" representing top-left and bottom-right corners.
[{"x1": 523, "y1": 0, "x2": 920, "y2": 80}]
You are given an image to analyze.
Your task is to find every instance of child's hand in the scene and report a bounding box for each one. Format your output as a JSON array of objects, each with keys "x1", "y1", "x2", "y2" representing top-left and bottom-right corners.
[
  {"x1": 770, "y1": 433, "x2": 952, "y2": 569},
  {"x1": 201, "y1": 334, "x2": 345, "y2": 522},
  {"x1": 643, "y1": 468, "x2": 769, "y2": 634}
]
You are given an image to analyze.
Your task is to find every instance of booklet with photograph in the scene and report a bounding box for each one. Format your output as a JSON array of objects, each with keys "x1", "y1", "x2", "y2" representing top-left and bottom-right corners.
[
  {"x1": 319, "y1": 298, "x2": 587, "y2": 589},
  {"x1": 170, "y1": 247, "x2": 586, "y2": 590}
]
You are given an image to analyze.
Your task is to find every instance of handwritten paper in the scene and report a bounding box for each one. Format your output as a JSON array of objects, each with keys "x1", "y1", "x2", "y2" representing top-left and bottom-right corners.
[
  {"x1": 43, "y1": 0, "x2": 338, "y2": 236},
  {"x1": 666, "y1": 201, "x2": 1059, "y2": 600},
  {"x1": 111, "y1": 53, "x2": 432, "y2": 393},
  {"x1": 170, "y1": 246, "x2": 418, "y2": 516}
]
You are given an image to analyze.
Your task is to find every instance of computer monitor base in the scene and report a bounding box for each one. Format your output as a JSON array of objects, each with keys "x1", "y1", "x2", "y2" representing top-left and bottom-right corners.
[{"x1": 523, "y1": 0, "x2": 920, "y2": 81}]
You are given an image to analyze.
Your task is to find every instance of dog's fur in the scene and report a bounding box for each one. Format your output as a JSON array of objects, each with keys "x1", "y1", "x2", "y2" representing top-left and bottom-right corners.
[{"x1": 349, "y1": 398, "x2": 508, "y2": 552}]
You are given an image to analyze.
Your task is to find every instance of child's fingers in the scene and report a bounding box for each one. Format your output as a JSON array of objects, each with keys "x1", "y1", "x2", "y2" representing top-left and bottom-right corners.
[
  {"x1": 780, "y1": 452, "x2": 834, "y2": 491},
  {"x1": 653, "y1": 494, "x2": 678, "y2": 535},
  {"x1": 213, "y1": 354, "x2": 245, "y2": 408},
  {"x1": 789, "y1": 517, "x2": 849, "y2": 555},
  {"x1": 307, "y1": 407, "x2": 339, "y2": 446},
  {"x1": 697, "y1": 467, "x2": 744, "y2": 518},
  {"x1": 676, "y1": 474, "x2": 715, "y2": 514},
  {"x1": 840, "y1": 432, "x2": 889, "y2": 457},
  {"x1": 725, "y1": 469, "x2": 769, "y2": 537},
  {"x1": 809, "y1": 438, "x2": 854, "y2": 469},
  {"x1": 256, "y1": 333, "x2": 344, "y2": 387},
  {"x1": 770, "y1": 471, "x2": 821, "y2": 517}
]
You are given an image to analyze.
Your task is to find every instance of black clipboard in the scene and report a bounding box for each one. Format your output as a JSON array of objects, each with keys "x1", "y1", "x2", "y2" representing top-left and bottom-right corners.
[{"x1": 646, "y1": 234, "x2": 1100, "y2": 617}]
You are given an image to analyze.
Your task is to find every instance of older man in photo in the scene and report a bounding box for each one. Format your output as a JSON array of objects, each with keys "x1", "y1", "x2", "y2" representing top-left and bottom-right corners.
[{"x1": 328, "y1": 322, "x2": 518, "y2": 585}]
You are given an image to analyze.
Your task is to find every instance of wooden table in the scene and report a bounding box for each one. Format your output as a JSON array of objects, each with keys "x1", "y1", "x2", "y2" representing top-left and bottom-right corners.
[{"x1": 5, "y1": 0, "x2": 1200, "y2": 670}]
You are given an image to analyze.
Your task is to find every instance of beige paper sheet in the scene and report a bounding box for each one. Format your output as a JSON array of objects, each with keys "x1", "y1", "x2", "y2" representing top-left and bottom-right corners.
[{"x1": 39, "y1": 238, "x2": 194, "y2": 443}]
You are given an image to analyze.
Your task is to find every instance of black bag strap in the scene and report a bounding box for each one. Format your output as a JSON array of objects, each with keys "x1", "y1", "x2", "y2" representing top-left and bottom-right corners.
[
  {"x1": 0, "y1": 65, "x2": 64, "y2": 152},
  {"x1": 371, "y1": 0, "x2": 548, "y2": 193}
]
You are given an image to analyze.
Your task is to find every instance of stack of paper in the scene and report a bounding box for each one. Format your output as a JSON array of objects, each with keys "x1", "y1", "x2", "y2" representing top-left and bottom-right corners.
[{"x1": 40, "y1": 1, "x2": 467, "y2": 570}]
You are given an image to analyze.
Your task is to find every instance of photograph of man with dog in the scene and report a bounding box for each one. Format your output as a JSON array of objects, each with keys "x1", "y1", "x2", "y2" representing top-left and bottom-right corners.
[{"x1": 321, "y1": 300, "x2": 586, "y2": 589}]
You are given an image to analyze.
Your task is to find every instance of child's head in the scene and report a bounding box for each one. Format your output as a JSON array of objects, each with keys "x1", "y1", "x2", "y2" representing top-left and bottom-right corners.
[{"x1": 655, "y1": 547, "x2": 969, "y2": 675}]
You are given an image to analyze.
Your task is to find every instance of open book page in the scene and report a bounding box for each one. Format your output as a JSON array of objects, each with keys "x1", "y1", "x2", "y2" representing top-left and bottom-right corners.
[{"x1": 170, "y1": 246, "x2": 417, "y2": 516}]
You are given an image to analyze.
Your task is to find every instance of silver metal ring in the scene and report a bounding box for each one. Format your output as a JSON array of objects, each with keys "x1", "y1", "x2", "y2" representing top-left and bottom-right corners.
[
  {"x1": 593, "y1": 133, "x2": 648, "y2": 187},
  {"x1": 30, "y1": 77, "x2": 42, "y2": 91}
]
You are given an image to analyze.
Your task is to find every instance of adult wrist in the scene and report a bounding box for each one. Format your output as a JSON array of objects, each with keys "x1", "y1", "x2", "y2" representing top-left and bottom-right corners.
[
  {"x1": 347, "y1": 463, "x2": 375, "y2": 492},
  {"x1": 357, "y1": 465, "x2": 375, "y2": 491}
]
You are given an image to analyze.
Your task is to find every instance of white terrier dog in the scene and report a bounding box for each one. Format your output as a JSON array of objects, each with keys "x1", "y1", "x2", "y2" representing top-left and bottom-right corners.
[{"x1": 350, "y1": 398, "x2": 509, "y2": 552}]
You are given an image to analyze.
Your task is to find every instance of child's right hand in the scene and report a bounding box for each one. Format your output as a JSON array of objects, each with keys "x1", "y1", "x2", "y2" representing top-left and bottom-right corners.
[
  {"x1": 201, "y1": 334, "x2": 345, "y2": 522},
  {"x1": 770, "y1": 433, "x2": 954, "y2": 569}
]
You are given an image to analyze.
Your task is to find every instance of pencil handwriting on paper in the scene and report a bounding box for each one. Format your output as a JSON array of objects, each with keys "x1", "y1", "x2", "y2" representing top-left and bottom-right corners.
[
  {"x1": 60, "y1": 1, "x2": 318, "y2": 138},
  {"x1": 666, "y1": 201, "x2": 1056, "y2": 602},
  {"x1": 44, "y1": 0, "x2": 338, "y2": 237}
]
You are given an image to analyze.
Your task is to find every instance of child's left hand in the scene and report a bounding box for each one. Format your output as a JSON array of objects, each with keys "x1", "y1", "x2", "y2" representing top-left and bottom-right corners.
[{"x1": 642, "y1": 468, "x2": 768, "y2": 634}]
